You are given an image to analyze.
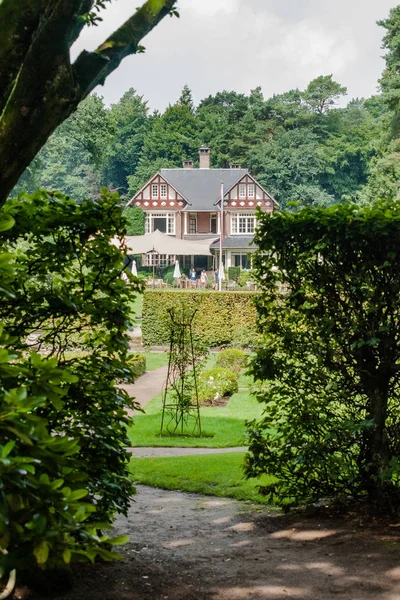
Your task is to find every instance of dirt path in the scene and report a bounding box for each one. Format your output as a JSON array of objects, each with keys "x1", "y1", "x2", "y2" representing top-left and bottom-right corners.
[
  {"x1": 42, "y1": 485, "x2": 400, "y2": 600},
  {"x1": 15, "y1": 366, "x2": 400, "y2": 599}
]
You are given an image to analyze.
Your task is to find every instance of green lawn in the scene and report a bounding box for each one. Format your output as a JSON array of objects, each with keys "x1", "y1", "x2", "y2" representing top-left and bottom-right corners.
[
  {"x1": 129, "y1": 452, "x2": 276, "y2": 505},
  {"x1": 127, "y1": 389, "x2": 263, "y2": 448},
  {"x1": 129, "y1": 293, "x2": 143, "y2": 322},
  {"x1": 143, "y1": 352, "x2": 169, "y2": 371}
]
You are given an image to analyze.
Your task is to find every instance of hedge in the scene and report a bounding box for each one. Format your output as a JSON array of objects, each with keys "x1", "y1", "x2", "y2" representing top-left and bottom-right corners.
[
  {"x1": 142, "y1": 291, "x2": 257, "y2": 347},
  {"x1": 127, "y1": 353, "x2": 146, "y2": 379}
]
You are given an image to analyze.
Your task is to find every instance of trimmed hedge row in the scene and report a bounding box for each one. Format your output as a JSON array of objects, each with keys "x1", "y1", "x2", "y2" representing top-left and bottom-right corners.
[{"x1": 142, "y1": 291, "x2": 257, "y2": 347}]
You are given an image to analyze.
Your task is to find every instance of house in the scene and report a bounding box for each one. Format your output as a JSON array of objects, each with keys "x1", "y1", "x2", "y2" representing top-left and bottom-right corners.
[{"x1": 127, "y1": 147, "x2": 278, "y2": 272}]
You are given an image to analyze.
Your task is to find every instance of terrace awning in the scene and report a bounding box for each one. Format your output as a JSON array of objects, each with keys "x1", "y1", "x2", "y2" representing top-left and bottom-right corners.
[{"x1": 121, "y1": 230, "x2": 215, "y2": 256}]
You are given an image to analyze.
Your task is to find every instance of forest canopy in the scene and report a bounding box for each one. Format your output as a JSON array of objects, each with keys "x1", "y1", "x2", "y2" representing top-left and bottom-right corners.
[{"x1": 13, "y1": 76, "x2": 389, "y2": 209}]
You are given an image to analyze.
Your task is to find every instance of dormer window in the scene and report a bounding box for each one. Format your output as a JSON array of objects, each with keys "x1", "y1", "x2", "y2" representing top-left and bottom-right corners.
[{"x1": 152, "y1": 184, "x2": 158, "y2": 199}]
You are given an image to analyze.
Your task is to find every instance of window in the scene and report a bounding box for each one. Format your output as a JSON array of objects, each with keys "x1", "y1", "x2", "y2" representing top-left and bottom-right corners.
[
  {"x1": 231, "y1": 213, "x2": 256, "y2": 235},
  {"x1": 248, "y1": 184, "x2": 255, "y2": 198},
  {"x1": 189, "y1": 214, "x2": 197, "y2": 234},
  {"x1": 145, "y1": 213, "x2": 175, "y2": 235},
  {"x1": 232, "y1": 253, "x2": 252, "y2": 270},
  {"x1": 152, "y1": 184, "x2": 158, "y2": 199},
  {"x1": 160, "y1": 183, "x2": 167, "y2": 198},
  {"x1": 210, "y1": 214, "x2": 217, "y2": 234},
  {"x1": 239, "y1": 183, "x2": 246, "y2": 198},
  {"x1": 144, "y1": 254, "x2": 176, "y2": 267}
]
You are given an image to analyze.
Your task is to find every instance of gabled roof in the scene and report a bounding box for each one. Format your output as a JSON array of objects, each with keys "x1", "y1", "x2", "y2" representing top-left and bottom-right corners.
[{"x1": 160, "y1": 168, "x2": 248, "y2": 211}]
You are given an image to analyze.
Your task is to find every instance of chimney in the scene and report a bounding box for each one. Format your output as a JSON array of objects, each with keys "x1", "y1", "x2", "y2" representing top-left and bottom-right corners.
[
  {"x1": 183, "y1": 160, "x2": 194, "y2": 169},
  {"x1": 199, "y1": 146, "x2": 210, "y2": 169},
  {"x1": 230, "y1": 163, "x2": 241, "y2": 169}
]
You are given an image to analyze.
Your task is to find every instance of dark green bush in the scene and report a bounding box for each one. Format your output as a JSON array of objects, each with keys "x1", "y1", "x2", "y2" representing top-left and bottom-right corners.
[
  {"x1": 0, "y1": 189, "x2": 142, "y2": 571},
  {"x1": 216, "y1": 349, "x2": 248, "y2": 373},
  {"x1": 246, "y1": 199, "x2": 400, "y2": 511},
  {"x1": 228, "y1": 266, "x2": 240, "y2": 281},
  {"x1": 198, "y1": 367, "x2": 238, "y2": 404},
  {"x1": 142, "y1": 291, "x2": 257, "y2": 347}
]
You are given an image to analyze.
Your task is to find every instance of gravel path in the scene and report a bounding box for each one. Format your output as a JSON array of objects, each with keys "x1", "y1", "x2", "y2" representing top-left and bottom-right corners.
[
  {"x1": 120, "y1": 363, "x2": 169, "y2": 412},
  {"x1": 57, "y1": 485, "x2": 400, "y2": 600}
]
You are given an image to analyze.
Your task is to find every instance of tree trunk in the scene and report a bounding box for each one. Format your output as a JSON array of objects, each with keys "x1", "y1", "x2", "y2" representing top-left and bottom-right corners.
[
  {"x1": 360, "y1": 377, "x2": 390, "y2": 505},
  {"x1": 0, "y1": 0, "x2": 177, "y2": 206}
]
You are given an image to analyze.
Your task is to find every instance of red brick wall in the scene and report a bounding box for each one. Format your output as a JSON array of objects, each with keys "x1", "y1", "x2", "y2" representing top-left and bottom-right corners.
[{"x1": 197, "y1": 212, "x2": 211, "y2": 233}]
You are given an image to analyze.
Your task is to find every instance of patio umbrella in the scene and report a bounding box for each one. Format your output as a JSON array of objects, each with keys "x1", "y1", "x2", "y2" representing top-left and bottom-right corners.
[
  {"x1": 173, "y1": 260, "x2": 181, "y2": 279},
  {"x1": 131, "y1": 259, "x2": 138, "y2": 277},
  {"x1": 218, "y1": 261, "x2": 225, "y2": 282}
]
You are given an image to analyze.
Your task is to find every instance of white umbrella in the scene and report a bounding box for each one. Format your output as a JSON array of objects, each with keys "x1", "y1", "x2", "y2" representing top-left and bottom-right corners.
[
  {"x1": 131, "y1": 259, "x2": 137, "y2": 277},
  {"x1": 218, "y1": 261, "x2": 225, "y2": 282},
  {"x1": 173, "y1": 260, "x2": 181, "y2": 279}
]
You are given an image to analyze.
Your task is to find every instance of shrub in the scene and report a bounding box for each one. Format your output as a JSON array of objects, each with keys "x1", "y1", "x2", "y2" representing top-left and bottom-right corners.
[
  {"x1": 142, "y1": 291, "x2": 257, "y2": 347},
  {"x1": 228, "y1": 266, "x2": 240, "y2": 282},
  {"x1": 216, "y1": 349, "x2": 247, "y2": 373},
  {"x1": 0, "y1": 189, "x2": 142, "y2": 571},
  {"x1": 230, "y1": 327, "x2": 259, "y2": 350},
  {"x1": 198, "y1": 367, "x2": 238, "y2": 404},
  {"x1": 127, "y1": 353, "x2": 146, "y2": 379},
  {"x1": 237, "y1": 270, "x2": 253, "y2": 288},
  {"x1": 246, "y1": 199, "x2": 400, "y2": 512}
]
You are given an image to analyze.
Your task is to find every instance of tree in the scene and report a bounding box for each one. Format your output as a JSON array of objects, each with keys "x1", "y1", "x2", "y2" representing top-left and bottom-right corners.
[
  {"x1": 103, "y1": 89, "x2": 150, "y2": 194},
  {"x1": 124, "y1": 206, "x2": 146, "y2": 235},
  {"x1": 0, "y1": 0, "x2": 178, "y2": 205},
  {"x1": 302, "y1": 75, "x2": 347, "y2": 114},
  {"x1": 379, "y1": 6, "x2": 400, "y2": 134},
  {"x1": 247, "y1": 128, "x2": 334, "y2": 208},
  {"x1": 246, "y1": 200, "x2": 400, "y2": 511},
  {"x1": 139, "y1": 100, "x2": 200, "y2": 165},
  {"x1": 13, "y1": 94, "x2": 115, "y2": 201}
]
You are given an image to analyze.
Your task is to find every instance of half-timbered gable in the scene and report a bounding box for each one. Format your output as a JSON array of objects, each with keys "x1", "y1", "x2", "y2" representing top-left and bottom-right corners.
[
  {"x1": 131, "y1": 173, "x2": 187, "y2": 210},
  {"x1": 127, "y1": 148, "x2": 278, "y2": 272},
  {"x1": 223, "y1": 173, "x2": 276, "y2": 211}
]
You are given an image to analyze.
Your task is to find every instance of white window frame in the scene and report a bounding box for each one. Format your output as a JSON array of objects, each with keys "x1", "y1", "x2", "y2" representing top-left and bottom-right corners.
[
  {"x1": 239, "y1": 183, "x2": 246, "y2": 198},
  {"x1": 232, "y1": 252, "x2": 252, "y2": 270},
  {"x1": 145, "y1": 212, "x2": 176, "y2": 235},
  {"x1": 160, "y1": 183, "x2": 167, "y2": 199},
  {"x1": 151, "y1": 183, "x2": 158, "y2": 199},
  {"x1": 231, "y1": 213, "x2": 256, "y2": 235},
  {"x1": 144, "y1": 253, "x2": 176, "y2": 267},
  {"x1": 248, "y1": 183, "x2": 255, "y2": 198}
]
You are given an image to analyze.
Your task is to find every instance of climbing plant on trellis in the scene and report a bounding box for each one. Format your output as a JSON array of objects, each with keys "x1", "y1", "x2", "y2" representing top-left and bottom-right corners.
[{"x1": 160, "y1": 305, "x2": 205, "y2": 437}]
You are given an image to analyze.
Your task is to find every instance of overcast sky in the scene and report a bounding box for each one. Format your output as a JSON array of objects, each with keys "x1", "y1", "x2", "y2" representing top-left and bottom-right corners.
[{"x1": 72, "y1": 0, "x2": 397, "y2": 110}]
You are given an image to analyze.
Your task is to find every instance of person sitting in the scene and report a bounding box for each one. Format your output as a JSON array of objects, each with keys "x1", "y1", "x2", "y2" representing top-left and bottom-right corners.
[{"x1": 179, "y1": 273, "x2": 187, "y2": 288}]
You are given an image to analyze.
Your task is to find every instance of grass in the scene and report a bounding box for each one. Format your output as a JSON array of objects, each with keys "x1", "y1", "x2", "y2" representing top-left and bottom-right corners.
[
  {"x1": 129, "y1": 452, "x2": 276, "y2": 505},
  {"x1": 129, "y1": 294, "x2": 143, "y2": 322},
  {"x1": 127, "y1": 389, "x2": 263, "y2": 448},
  {"x1": 143, "y1": 352, "x2": 169, "y2": 371}
]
